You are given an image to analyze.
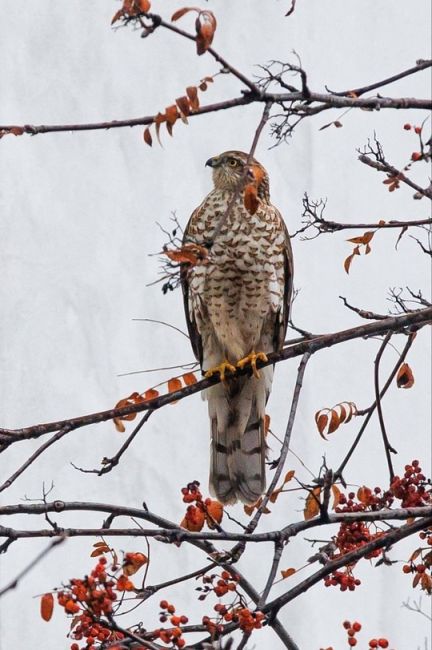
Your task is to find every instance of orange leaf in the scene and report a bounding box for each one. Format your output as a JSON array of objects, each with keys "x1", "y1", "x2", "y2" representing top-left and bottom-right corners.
[
  {"x1": 171, "y1": 7, "x2": 198, "y2": 21},
  {"x1": 143, "y1": 127, "x2": 152, "y2": 146},
  {"x1": 331, "y1": 484, "x2": 341, "y2": 509},
  {"x1": 123, "y1": 552, "x2": 148, "y2": 576},
  {"x1": 181, "y1": 505, "x2": 205, "y2": 531},
  {"x1": 183, "y1": 372, "x2": 197, "y2": 385},
  {"x1": 315, "y1": 412, "x2": 328, "y2": 438},
  {"x1": 195, "y1": 11, "x2": 217, "y2": 55},
  {"x1": 143, "y1": 388, "x2": 159, "y2": 401},
  {"x1": 163, "y1": 242, "x2": 208, "y2": 266},
  {"x1": 396, "y1": 362, "x2": 415, "y2": 389},
  {"x1": 283, "y1": 470, "x2": 295, "y2": 484},
  {"x1": 116, "y1": 575, "x2": 135, "y2": 591},
  {"x1": 347, "y1": 231, "x2": 375, "y2": 245},
  {"x1": 327, "y1": 409, "x2": 340, "y2": 434},
  {"x1": 264, "y1": 414, "x2": 271, "y2": 435},
  {"x1": 168, "y1": 377, "x2": 183, "y2": 394},
  {"x1": 269, "y1": 488, "x2": 281, "y2": 503},
  {"x1": 176, "y1": 96, "x2": 191, "y2": 117},
  {"x1": 165, "y1": 104, "x2": 179, "y2": 127},
  {"x1": 357, "y1": 486, "x2": 372, "y2": 505},
  {"x1": 186, "y1": 86, "x2": 200, "y2": 111},
  {"x1": 244, "y1": 184, "x2": 259, "y2": 215},
  {"x1": 304, "y1": 487, "x2": 321, "y2": 520},
  {"x1": 343, "y1": 246, "x2": 360, "y2": 274},
  {"x1": 40, "y1": 593, "x2": 54, "y2": 622},
  {"x1": 281, "y1": 568, "x2": 296, "y2": 579},
  {"x1": 111, "y1": 9, "x2": 124, "y2": 24},
  {"x1": 205, "y1": 499, "x2": 223, "y2": 528}
]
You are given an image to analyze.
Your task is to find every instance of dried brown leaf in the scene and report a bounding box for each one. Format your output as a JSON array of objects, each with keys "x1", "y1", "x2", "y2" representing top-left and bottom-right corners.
[
  {"x1": 396, "y1": 362, "x2": 415, "y2": 389},
  {"x1": 281, "y1": 567, "x2": 296, "y2": 579},
  {"x1": 171, "y1": 7, "x2": 199, "y2": 21},
  {"x1": 143, "y1": 127, "x2": 152, "y2": 146},
  {"x1": 304, "y1": 487, "x2": 321, "y2": 520}
]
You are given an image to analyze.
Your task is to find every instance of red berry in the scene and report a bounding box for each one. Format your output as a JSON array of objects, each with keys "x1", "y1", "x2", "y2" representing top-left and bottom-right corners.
[
  {"x1": 159, "y1": 599, "x2": 169, "y2": 609},
  {"x1": 343, "y1": 621, "x2": 351, "y2": 629},
  {"x1": 403, "y1": 123, "x2": 411, "y2": 130},
  {"x1": 348, "y1": 639, "x2": 357, "y2": 647},
  {"x1": 378, "y1": 640, "x2": 389, "y2": 648},
  {"x1": 411, "y1": 152, "x2": 422, "y2": 161},
  {"x1": 414, "y1": 126, "x2": 422, "y2": 134},
  {"x1": 353, "y1": 622, "x2": 362, "y2": 632},
  {"x1": 369, "y1": 641, "x2": 378, "y2": 648}
]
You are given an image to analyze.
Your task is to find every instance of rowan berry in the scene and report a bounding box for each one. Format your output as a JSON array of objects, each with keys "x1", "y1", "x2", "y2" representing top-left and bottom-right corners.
[{"x1": 403, "y1": 123, "x2": 412, "y2": 130}]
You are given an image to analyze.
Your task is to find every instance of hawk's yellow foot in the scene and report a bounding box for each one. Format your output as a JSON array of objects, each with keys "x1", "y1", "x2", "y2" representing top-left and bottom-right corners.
[
  {"x1": 236, "y1": 351, "x2": 268, "y2": 379},
  {"x1": 205, "y1": 360, "x2": 236, "y2": 382}
]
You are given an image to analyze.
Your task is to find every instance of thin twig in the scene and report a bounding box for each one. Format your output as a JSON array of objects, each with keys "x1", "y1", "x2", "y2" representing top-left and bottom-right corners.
[
  {"x1": 335, "y1": 332, "x2": 416, "y2": 480},
  {"x1": 373, "y1": 333, "x2": 397, "y2": 480}
]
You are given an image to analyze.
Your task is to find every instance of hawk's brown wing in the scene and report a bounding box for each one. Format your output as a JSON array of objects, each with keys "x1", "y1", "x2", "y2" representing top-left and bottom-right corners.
[
  {"x1": 273, "y1": 210, "x2": 294, "y2": 352},
  {"x1": 180, "y1": 209, "x2": 204, "y2": 367}
]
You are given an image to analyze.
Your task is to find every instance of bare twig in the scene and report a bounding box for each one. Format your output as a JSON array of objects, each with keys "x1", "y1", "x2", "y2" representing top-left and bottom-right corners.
[
  {"x1": 373, "y1": 333, "x2": 397, "y2": 479},
  {"x1": 335, "y1": 332, "x2": 416, "y2": 480}
]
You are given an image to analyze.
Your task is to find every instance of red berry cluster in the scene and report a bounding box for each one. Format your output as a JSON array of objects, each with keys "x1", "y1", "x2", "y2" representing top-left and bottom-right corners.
[
  {"x1": 403, "y1": 123, "x2": 422, "y2": 134},
  {"x1": 341, "y1": 621, "x2": 392, "y2": 648},
  {"x1": 402, "y1": 529, "x2": 432, "y2": 594},
  {"x1": 57, "y1": 557, "x2": 122, "y2": 650},
  {"x1": 342, "y1": 620, "x2": 362, "y2": 647},
  {"x1": 389, "y1": 460, "x2": 430, "y2": 507},
  {"x1": 197, "y1": 570, "x2": 239, "y2": 600},
  {"x1": 324, "y1": 570, "x2": 361, "y2": 591},
  {"x1": 181, "y1": 480, "x2": 203, "y2": 503},
  {"x1": 153, "y1": 600, "x2": 188, "y2": 648},
  {"x1": 368, "y1": 638, "x2": 390, "y2": 648},
  {"x1": 336, "y1": 517, "x2": 383, "y2": 558},
  {"x1": 202, "y1": 605, "x2": 265, "y2": 636},
  {"x1": 180, "y1": 481, "x2": 224, "y2": 532}
]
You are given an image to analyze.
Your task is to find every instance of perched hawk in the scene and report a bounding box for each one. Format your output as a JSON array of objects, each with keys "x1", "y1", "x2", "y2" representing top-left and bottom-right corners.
[{"x1": 181, "y1": 151, "x2": 293, "y2": 505}]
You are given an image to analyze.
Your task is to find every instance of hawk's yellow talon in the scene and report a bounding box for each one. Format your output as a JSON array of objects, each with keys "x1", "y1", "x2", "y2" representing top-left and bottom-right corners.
[
  {"x1": 237, "y1": 351, "x2": 268, "y2": 379},
  {"x1": 205, "y1": 360, "x2": 236, "y2": 382}
]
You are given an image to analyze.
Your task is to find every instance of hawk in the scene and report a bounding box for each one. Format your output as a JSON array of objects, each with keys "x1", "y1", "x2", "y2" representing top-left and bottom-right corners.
[{"x1": 181, "y1": 151, "x2": 293, "y2": 505}]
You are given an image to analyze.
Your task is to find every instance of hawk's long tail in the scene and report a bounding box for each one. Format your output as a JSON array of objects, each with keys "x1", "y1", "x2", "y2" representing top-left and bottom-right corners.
[{"x1": 207, "y1": 367, "x2": 272, "y2": 505}]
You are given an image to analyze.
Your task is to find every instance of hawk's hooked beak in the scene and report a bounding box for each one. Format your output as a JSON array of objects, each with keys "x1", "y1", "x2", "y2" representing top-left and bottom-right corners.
[{"x1": 205, "y1": 157, "x2": 218, "y2": 168}]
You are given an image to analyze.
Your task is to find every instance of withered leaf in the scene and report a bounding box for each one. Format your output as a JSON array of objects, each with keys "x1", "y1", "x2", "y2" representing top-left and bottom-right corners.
[
  {"x1": 168, "y1": 377, "x2": 183, "y2": 393},
  {"x1": 281, "y1": 567, "x2": 296, "y2": 579},
  {"x1": 304, "y1": 487, "x2": 321, "y2": 520},
  {"x1": 143, "y1": 127, "x2": 152, "y2": 146},
  {"x1": 171, "y1": 7, "x2": 198, "y2": 21},
  {"x1": 186, "y1": 86, "x2": 200, "y2": 111},
  {"x1": 244, "y1": 184, "x2": 259, "y2": 215},
  {"x1": 396, "y1": 362, "x2": 415, "y2": 389},
  {"x1": 176, "y1": 96, "x2": 191, "y2": 117},
  {"x1": 40, "y1": 593, "x2": 54, "y2": 622},
  {"x1": 183, "y1": 372, "x2": 197, "y2": 385},
  {"x1": 195, "y1": 11, "x2": 217, "y2": 55}
]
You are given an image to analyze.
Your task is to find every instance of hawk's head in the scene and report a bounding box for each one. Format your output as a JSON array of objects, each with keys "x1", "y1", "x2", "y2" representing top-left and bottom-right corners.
[{"x1": 206, "y1": 150, "x2": 270, "y2": 200}]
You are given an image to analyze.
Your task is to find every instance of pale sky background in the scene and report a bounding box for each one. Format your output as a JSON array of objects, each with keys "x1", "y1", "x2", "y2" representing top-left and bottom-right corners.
[{"x1": 0, "y1": 1, "x2": 431, "y2": 648}]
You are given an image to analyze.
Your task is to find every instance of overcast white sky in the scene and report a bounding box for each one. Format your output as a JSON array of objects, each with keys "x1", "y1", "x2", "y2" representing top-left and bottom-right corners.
[{"x1": 0, "y1": 1, "x2": 431, "y2": 648}]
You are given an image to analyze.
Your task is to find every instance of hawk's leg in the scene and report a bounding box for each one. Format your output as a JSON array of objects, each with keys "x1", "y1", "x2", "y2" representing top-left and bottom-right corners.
[
  {"x1": 205, "y1": 360, "x2": 236, "y2": 382},
  {"x1": 236, "y1": 351, "x2": 268, "y2": 379}
]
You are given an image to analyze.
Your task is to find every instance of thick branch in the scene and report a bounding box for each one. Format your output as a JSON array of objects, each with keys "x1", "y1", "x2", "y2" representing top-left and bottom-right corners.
[{"x1": 1, "y1": 307, "x2": 430, "y2": 445}]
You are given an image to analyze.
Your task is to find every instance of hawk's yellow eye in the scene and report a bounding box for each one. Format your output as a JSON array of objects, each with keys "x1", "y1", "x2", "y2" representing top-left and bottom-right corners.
[{"x1": 228, "y1": 159, "x2": 238, "y2": 167}]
